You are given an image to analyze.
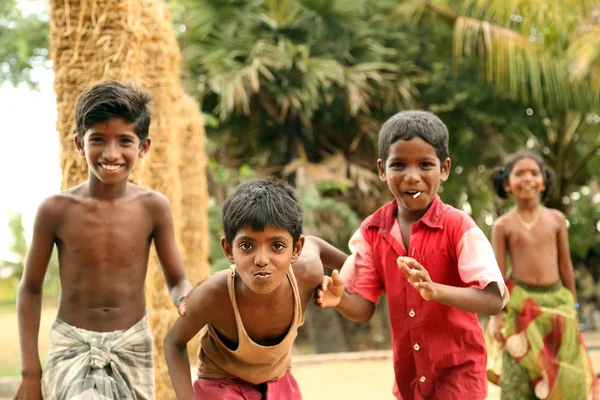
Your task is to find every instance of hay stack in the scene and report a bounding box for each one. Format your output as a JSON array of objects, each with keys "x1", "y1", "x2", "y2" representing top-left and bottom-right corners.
[{"x1": 48, "y1": 0, "x2": 208, "y2": 398}]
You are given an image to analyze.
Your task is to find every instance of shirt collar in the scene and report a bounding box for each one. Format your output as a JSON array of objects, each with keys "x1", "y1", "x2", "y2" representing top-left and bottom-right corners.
[{"x1": 367, "y1": 195, "x2": 445, "y2": 231}]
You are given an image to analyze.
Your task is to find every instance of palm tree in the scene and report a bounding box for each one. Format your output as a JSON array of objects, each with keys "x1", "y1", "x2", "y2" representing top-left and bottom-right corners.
[
  {"x1": 412, "y1": 0, "x2": 600, "y2": 211},
  {"x1": 48, "y1": 0, "x2": 208, "y2": 397}
]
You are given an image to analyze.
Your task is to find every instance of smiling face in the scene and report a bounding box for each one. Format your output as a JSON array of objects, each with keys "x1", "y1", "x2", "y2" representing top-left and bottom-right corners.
[
  {"x1": 505, "y1": 157, "x2": 545, "y2": 202},
  {"x1": 377, "y1": 137, "x2": 450, "y2": 216},
  {"x1": 75, "y1": 118, "x2": 150, "y2": 185},
  {"x1": 221, "y1": 224, "x2": 303, "y2": 295}
]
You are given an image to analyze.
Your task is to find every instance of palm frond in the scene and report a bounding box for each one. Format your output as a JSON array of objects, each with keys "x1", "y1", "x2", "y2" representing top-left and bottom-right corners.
[
  {"x1": 568, "y1": 6, "x2": 600, "y2": 90},
  {"x1": 452, "y1": 15, "x2": 597, "y2": 111}
]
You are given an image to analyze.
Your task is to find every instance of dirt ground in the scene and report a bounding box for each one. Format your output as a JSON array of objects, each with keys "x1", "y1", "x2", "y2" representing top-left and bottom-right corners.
[{"x1": 2, "y1": 304, "x2": 600, "y2": 399}]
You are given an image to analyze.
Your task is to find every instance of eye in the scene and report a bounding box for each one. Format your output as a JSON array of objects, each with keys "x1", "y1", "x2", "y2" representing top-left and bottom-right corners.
[
  {"x1": 421, "y1": 162, "x2": 434, "y2": 168},
  {"x1": 239, "y1": 242, "x2": 253, "y2": 251},
  {"x1": 121, "y1": 138, "x2": 134, "y2": 145},
  {"x1": 272, "y1": 242, "x2": 286, "y2": 251},
  {"x1": 89, "y1": 137, "x2": 103, "y2": 143},
  {"x1": 389, "y1": 162, "x2": 404, "y2": 169}
]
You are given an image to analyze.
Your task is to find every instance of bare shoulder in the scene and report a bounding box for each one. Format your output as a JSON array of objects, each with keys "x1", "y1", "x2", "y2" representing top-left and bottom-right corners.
[
  {"x1": 547, "y1": 207, "x2": 566, "y2": 221},
  {"x1": 37, "y1": 184, "x2": 89, "y2": 220},
  {"x1": 293, "y1": 256, "x2": 325, "y2": 291},
  {"x1": 187, "y1": 269, "x2": 231, "y2": 314},
  {"x1": 130, "y1": 185, "x2": 172, "y2": 216},
  {"x1": 546, "y1": 207, "x2": 567, "y2": 229},
  {"x1": 493, "y1": 212, "x2": 512, "y2": 229}
]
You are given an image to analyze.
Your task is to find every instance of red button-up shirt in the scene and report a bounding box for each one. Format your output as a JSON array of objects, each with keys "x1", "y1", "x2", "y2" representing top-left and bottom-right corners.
[{"x1": 340, "y1": 196, "x2": 507, "y2": 400}]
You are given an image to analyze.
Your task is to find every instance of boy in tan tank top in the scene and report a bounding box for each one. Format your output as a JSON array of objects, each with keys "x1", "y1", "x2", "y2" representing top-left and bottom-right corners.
[{"x1": 164, "y1": 179, "x2": 347, "y2": 399}]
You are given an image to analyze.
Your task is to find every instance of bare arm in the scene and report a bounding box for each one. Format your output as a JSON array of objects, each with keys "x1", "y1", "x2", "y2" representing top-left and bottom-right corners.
[
  {"x1": 431, "y1": 282, "x2": 503, "y2": 315},
  {"x1": 315, "y1": 270, "x2": 376, "y2": 323},
  {"x1": 304, "y1": 235, "x2": 348, "y2": 270},
  {"x1": 164, "y1": 279, "x2": 215, "y2": 400},
  {"x1": 555, "y1": 211, "x2": 576, "y2": 299},
  {"x1": 151, "y1": 193, "x2": 192, "y2": 308},
  {"x1": 398, "y1": 257, "x2": 503, "y2": 315},
  {"x1": 16, "y1": 199, "x2": 57, "y2": 398},
  {"x1": 491, "y1": 220, "x2": 508, "y2": 279}
]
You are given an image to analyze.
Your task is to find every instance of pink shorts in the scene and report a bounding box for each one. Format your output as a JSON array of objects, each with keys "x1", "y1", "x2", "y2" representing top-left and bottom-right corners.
[{"x1": 193, "y1": 371, "x2": 302, "y2": 400}]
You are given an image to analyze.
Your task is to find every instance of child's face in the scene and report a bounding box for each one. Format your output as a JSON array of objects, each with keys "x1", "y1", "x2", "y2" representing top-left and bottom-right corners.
[
  {"x1": 221, "y1": 224, "x2": 303, "y2": 295},
  {"x1": 75, "y1": 118, "x2": 150, "y2": 185},
  {"x1": 377, "y1": 137, "x2": 450, "y2": 213},
  {"x1": 505, "y1": 157, "x2": 544, "y2": 201}
]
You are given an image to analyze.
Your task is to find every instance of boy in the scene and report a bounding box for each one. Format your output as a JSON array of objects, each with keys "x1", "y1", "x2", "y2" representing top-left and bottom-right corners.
[
  {"x1": 164, "y1": 179, "x2": 345, "y2": 399},
  {"x1": 16, "y1": 81, "x2": 192, "y2": 400},
  {"x1": 317, "y1": 110, "x2": 509, "y2": 400}
]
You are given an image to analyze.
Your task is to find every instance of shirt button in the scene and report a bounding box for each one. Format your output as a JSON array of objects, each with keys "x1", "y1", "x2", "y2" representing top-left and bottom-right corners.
[
  {"x1": 420, "y1": 376, "x2": 426, "y2": 383},
  {"x1": 413, "y1": 343, "x2": 420, "y2": 351},
  {"x1": 409, "y1": 309, "x2": 416, "y2": 317}
]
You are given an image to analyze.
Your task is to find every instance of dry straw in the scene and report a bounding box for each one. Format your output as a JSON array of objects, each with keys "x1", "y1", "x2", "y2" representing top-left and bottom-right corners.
[{"x1": 49, "y1": 0, "x2": 208, "y2": 397}]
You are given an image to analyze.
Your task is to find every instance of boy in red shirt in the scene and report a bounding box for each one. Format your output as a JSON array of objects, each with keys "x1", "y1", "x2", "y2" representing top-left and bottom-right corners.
[{"x1": 317, "y1": 110, "x2": 509, "y2": 400}]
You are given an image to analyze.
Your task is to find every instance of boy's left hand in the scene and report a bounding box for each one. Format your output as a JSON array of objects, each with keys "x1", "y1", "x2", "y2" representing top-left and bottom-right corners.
[{"x1": 397, "y1": 257, "x2": 439, "y2": 301}]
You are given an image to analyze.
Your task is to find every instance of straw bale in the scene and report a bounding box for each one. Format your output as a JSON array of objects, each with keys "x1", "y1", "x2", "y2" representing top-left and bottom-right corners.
[{"x1": 49, "y1": 0, "x2": 209, "y2": 398}]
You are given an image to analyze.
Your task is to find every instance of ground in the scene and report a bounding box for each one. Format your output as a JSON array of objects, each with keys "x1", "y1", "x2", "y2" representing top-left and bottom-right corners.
[{"x1": 3, "y1": 304, "x2": 600, "y2": 399}]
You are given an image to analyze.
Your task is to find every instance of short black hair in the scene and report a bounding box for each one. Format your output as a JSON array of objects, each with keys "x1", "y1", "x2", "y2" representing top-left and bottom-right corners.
[
  {"x1": 222, "y1": 179, "x2": 303, "y2": 244},
  {"x1": 490, "y1": 151, "x2": 555, "y2": 202},
  {"x1": 378, "y1": 110, "x2": 449, "y2": 164},
  {"x1": 75, "y1": 81, "x2": 152, "y2": 142}
]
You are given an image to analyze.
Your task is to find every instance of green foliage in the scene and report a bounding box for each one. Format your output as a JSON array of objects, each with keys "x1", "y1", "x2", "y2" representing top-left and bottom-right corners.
[
  {"x1": 0, "y1": 212, "x2": 59, "y2": 304},
  {"x1": 0, "y1": 0, "x2": 49, "y2": 88}
]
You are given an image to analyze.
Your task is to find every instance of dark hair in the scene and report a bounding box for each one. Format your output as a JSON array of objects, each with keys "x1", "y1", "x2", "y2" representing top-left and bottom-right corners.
[
  {"x1": 490, "y1": 151, "x2": 555, "y2": 202},
  {"x1": 378, "y1": 110, "x2": 450, "y2": 164},
  {"x1": 222, "y1": 179, "x2": 303, "y2": 244},
  {"x1": 75, "y1": 81, "x2": 152, "y2": 142}
]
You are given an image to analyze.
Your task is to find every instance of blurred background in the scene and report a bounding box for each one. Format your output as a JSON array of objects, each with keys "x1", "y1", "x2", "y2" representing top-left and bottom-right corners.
[{"x1": 0, "y1": 0, "x2": 599, "y2": 398}]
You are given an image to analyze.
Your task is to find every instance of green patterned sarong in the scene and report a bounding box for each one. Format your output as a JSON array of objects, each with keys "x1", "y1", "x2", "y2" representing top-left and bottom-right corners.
[{"x1": 489, "y1": 279, "x2": 596, "y2": 400}]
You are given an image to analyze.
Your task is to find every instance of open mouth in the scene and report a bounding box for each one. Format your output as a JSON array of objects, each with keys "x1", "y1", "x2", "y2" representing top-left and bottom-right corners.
[
  {"x1": 100, "y1": 163, "x2": 124, "y2": 172},
  {"x1": 253, "y1": 271, "x2": 272, "y2": 279},
  {"x1": 405, "y1": 191, "x2": 422, "y2": 198}
]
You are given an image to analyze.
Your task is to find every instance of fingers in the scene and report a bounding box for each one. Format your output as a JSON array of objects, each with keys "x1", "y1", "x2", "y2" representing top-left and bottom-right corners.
[
  {"x1": 321, "y1": 276, "x2": 332, "y2": 292},
  {"x1": 331, "y1": 269, "x2": 342, "y2": 286},
  {"x1": 398, "y1": 257, "x2": 425, "y2": 271}
]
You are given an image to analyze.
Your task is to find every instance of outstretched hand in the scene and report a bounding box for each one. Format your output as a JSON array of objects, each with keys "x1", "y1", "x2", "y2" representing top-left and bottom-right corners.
[
  {"x1": 397, "y1": 257, "x2": 439, "y2": 301},
  {"x1": 315, "y1": 270, "x2": 345, "y2": 308}
]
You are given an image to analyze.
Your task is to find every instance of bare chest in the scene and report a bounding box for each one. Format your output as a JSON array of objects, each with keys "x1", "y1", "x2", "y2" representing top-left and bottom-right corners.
[{"x1": 57, "y1": 203, "x2": 154, "y2": 262}]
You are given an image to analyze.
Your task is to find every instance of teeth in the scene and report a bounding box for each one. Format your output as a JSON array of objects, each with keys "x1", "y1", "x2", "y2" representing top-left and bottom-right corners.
[{"x1": 101, "y1": 164, "x2": 122, "y2": 171}]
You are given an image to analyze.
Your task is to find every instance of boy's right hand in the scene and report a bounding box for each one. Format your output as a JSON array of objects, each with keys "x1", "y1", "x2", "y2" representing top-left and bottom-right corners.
[
  {"x1": 14, "y1": 376, "x2": 42, "y2": 400},
  {"x1": 315, "y1": 270, "x2": 345, "y2": 308}
]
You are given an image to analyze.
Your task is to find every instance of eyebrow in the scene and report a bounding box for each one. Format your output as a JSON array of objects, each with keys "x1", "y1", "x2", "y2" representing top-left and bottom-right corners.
[{"x1": 236, "y1": 235, "x2": 291, "y2": 242}]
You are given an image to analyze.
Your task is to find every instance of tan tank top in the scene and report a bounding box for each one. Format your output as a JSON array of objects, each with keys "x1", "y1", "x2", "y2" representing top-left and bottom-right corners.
[{"x1": 197, "y1": 265, "x2": 304, "y2": 384}]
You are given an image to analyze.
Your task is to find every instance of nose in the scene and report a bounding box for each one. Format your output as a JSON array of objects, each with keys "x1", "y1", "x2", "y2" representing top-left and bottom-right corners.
[
  {"x1": 254, "y1": 248, "x2": 269, "y2": 267},
  {"x1": 102, "y1": 141, "x2": 119, "y2": 161},
  {"x1": 404, "y1": 166, "x2": 421, "y2": 184}
]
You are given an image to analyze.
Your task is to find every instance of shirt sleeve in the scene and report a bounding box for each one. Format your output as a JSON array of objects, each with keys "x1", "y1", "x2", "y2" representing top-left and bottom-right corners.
[
  {"x1": 456, "y1": 226, "x2": 509, "y2": 308},
  {"x1": 339, "y1": 228, "x2": 383, "y2": 304}
]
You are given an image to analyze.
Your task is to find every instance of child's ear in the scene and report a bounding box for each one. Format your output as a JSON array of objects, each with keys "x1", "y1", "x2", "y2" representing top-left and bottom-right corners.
[
  {"x1": 440, "y1": 158, "x2": 451, "y2": 182},
  {"x1": 291, "y1": 236, "x2": 305, "y2": 264},
  {"x1": 138, "y1": 137, "x2": 151, "y2": 158},
  {"x1": 221, "y1": 236, "x2": 235, "y2": 263},
  {"x1": 377, "y1": 159, "x2": 386, "y2": 181},
  {"x1": 74, "y1": 134, "x2": 85, "y2": 155}
]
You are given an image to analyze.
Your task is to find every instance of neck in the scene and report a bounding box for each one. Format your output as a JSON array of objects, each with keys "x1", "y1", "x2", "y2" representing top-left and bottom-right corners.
[
  {"x1": 87, "y1": 176, "x2": 129, "y2": 200},
  {"x1": 396, "y1": 200, "x2": 430, "y2": 225},
  {"x1": 236, "y1": 269, "x2": 289, "y2": 305},
  {"x1": 515, "y1": 198, "x2": 540, "y2": 214}
]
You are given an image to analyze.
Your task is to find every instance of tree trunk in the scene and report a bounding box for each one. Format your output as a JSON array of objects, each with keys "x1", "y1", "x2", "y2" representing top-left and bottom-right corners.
[{"x1": 48, "y1": 1, "x2": 209, "y2": 398}]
